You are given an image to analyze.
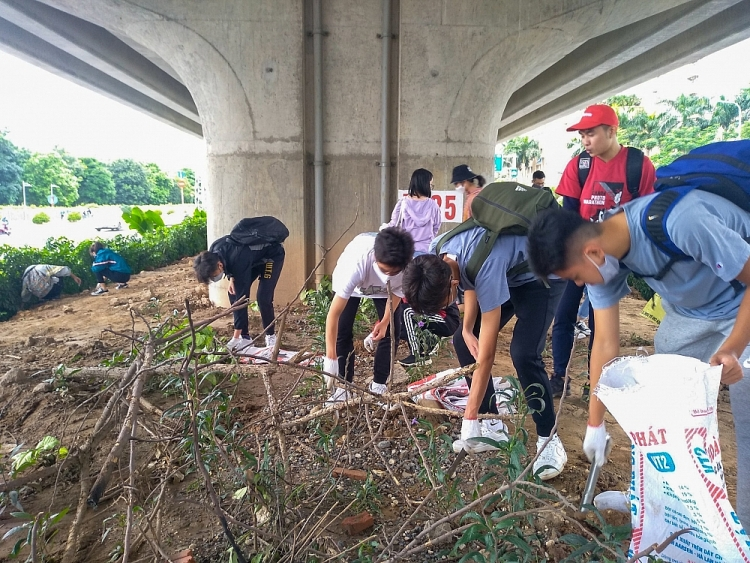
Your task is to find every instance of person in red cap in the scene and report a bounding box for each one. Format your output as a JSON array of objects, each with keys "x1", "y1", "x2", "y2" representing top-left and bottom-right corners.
[{"x1": 548, "y1": 103, "x2": 656, "y2": 400}]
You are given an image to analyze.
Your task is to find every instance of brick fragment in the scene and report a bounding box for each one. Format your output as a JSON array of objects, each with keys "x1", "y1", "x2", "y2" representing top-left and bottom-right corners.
[
  {"x1": 332, "y1": 467, "x2": 367, "y2": 481},
  {"x1": 171, "y1": 548, "x2": 195, "y2": 563},
  {"x1": 341, "y1": 511, "x2": 375, "y2": 535}
]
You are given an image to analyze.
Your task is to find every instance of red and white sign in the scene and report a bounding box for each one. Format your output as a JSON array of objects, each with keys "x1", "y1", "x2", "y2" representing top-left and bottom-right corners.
[{"x1": 397, "y1": 190, "x2": 463, "y2": 223}]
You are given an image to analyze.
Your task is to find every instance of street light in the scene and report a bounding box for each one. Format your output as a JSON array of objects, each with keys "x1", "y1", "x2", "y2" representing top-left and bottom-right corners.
[
  {"x1": 21, "y1": 181, "x2": 31, "y2": 219},
  {"x1": 714, "y1": 99, "x2": 743, "y2": 139},
  {"x1": 49, "y1": 183, "x2": 59, "y2": 207}
]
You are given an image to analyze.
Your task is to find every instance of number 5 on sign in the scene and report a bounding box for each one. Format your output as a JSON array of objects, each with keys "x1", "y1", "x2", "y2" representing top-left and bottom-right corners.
[{"x1": 397, "y1": 190, "x2": 464, "y2": 224}]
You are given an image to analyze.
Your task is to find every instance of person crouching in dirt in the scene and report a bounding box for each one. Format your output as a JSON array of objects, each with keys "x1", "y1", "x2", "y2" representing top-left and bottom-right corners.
[
  {"x1": 321, "y1": 228, "x2": 414, "y2": 406},
  {"x1": 193, "y1": 216, "x2": 288, "y2": 353},
  {"x1": 21, "y1": 264, "x2": 81, "y2": 303},
  {"x1": 89, "y1": 242, "x2": 132, "y2": 296}
]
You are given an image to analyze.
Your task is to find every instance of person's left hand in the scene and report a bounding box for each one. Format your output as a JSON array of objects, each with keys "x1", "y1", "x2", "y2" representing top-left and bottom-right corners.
[
  {"x1": 227, "y1": 278, "x2": 236, "y2": 295},
  {"x1": 71, "y1": 275, "x2": 82, "y2": 286},
  {"x1": 371, "y1": 321, "x2": 388, "y2": 341},
  {"x1": 710, "y1": 349, "x2": 744, "y2": 385}
]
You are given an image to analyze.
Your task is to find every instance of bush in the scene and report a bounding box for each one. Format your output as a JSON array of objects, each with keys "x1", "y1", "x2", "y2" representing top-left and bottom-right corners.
[
  {"x1": 0, "y1": 209, "x2": 207, "y2": 321},
  {"x1": 67, "y1": 212, "x2": 82, "y2": 222},
  {"x1": 32, "y1": 212, "x2": 50, "y2": 224}
]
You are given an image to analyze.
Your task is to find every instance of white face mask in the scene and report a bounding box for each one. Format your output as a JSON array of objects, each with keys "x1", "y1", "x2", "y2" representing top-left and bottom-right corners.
[
  {"x1": 586, "y1": 253, "x2": 620, "y2": 284},
  {"x1": 454, "y1": 183, "x2": 465, "y2": 193}
]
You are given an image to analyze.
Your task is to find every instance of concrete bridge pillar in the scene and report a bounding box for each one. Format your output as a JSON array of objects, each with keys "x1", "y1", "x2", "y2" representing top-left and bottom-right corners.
[{"x1": 40, "y1": 0, "x2": 686, "y2": 302}]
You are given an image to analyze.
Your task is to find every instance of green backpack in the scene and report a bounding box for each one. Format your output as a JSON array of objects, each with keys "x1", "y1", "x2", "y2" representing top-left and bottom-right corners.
[{"x1": 435, "y1": 181, "x2": 559, "y2": 283}]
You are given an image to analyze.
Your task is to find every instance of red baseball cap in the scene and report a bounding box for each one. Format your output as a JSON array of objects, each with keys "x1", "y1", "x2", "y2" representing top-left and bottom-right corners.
[{"x1": 566, "y1": 104, "x2": 619, "y2": 131}]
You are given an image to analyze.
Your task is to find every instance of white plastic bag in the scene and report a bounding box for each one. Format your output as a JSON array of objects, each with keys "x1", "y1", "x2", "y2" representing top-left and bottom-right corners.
[{"x1": 597, "y1": 354, "x2": 750, "y2": 562}]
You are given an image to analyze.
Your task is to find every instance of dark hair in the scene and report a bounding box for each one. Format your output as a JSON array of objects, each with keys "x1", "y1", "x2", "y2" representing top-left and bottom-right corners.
[
  {"x1": 532, "y1": 170, "x2": 545, "y2": 180},
  {"x1": 193, "y1": 251, "x2": 222, "y2": 284},
  {"x1": 408, "y1": 168, "x2": 433, "y2": 198},
  {"x1": 403, "y1": 254, "x2": 451, "y2": 315},
  {"x1": 374, "y1": 227, "x2": 414, "y2": 271},
  {"x1": 527, "y1": 208, "x2": 599, "y2": 278},
  {"x1": 89, "y1": 241, "x2": 105, "y2": 254},
  {"x1": 472, "y1": 175, "x2": 487, "y2": 188}
]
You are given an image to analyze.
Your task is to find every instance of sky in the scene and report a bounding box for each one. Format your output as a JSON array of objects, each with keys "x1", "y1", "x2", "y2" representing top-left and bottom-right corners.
[
  {"x1": 0, "y1": 50, "x2": 206, "y2": 177},
  {"x1": 522, "y1": 37, "x2": 750, "y2": 186},
  {"x1": 1, "y1": 34, "x2": 750, "y2": 183}
]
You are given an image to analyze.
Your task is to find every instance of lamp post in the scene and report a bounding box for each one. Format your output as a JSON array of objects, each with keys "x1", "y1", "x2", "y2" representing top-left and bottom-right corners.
[
  {"x1": 714, "y1": 100, "x2": 743, "y2": 139},
  {"x1": 21, "y1": 181, "x2": 30, "y2": 219},
  {"x1": 49, "y1": 183, "x2": 59, "y2": 207}
]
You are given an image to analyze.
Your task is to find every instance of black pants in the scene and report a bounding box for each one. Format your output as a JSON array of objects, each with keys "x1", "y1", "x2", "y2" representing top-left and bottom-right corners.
[
  {"x1": 44, "y1": 280, "x2": 63, "y2": 300},
  {"x1": 335, "y1": 296, "x2": 400, "y2": 385},
  {"x1": 399, "y1": 302, "x2": 460, "y2": 356},
  {"x1": 229, "y1": 245, "x2": 285, "y2": 336},
  {"x1": 94, "y1": 269, "x2": 130, "y2": 284},
  {"x1": 452, "y1": 278, "x2": 565, "y2": 438},
  {"x1": 551, "y1": 280, "x2": 594, "y2": 378}
]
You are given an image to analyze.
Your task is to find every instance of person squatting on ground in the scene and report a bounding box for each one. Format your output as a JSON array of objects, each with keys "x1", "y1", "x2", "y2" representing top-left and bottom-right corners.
[
  {"x1": 21, "y1": 264, "x2": 81, "y2": 303},
  {"x1": 403, "y1": 252, "x2": 568, "y2": 480},
  {"x1": 90, "y1": 242, "x2": 132, "y2": 296},
  {"x1": 321, "y1": 228, "x2": 414, "y2": 405},
  {"x1": 549, "y1": 104, "x2": 655, "y2": 399},
  {"x1": 383, "y1": 168, "x2": 441, "y2": 253},
  {"x1": 193, "y1": 217, "x2": 288, "y2": 353},
  {"x1": 451, "y1": 164, "x2": 486, "y2": 222},
  {"x1": 396, "y1": 300, "x2": 460, "y2": 367},
  {"x1": 527, "y1": 198, "x2": 750, "y2": 526}
]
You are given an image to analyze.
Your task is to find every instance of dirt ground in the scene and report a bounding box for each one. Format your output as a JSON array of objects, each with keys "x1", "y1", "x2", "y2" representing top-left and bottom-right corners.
[{"x1": 0, "y1": 258, "x2": 738, "y2": 562}]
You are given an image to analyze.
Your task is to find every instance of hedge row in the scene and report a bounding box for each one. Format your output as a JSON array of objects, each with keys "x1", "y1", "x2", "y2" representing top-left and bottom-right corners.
[{"x1": 0, "y1": 209, "x2": 207, "y2": 321}]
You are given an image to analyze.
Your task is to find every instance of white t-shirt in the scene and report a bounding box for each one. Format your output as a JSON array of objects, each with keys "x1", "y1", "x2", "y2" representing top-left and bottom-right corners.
[{"x1": 332, "y1": 233, "x2": 405, "y2": 299}]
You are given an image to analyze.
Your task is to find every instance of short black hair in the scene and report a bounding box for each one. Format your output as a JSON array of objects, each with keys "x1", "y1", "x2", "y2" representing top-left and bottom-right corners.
[
  {"x1": 89, "y1": 241, "x2": 105, "y2": 254},
  {"x1": 532, "y1": 170, "x2": 545, "y2": 180},
  {"x1": 527, "y1": 208, "x2": 598, "y2": 278},
  {"x1": 374, "y1": 227, "x2": 414, "y2": 271},
  {"x1": 408, "y1": 168, "x2": 433, "y2": 198},
  {"x1": 403, "y1": 254, "x2": 451, "y2": 315},
  {"x1": 193, "y1": 250, "x2": 222, "y2": 284}
]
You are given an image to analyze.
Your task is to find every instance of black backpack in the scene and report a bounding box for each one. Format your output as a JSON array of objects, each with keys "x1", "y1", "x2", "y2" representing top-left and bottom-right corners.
[
  {"x1": 435, "y1": 182, "x2": 559, "y2": 284},
  {"x1": 227, "y1": 216, "x2": 289, "y2": 247},
  {"x1": 577, "y1": 147, "x2": 645, "y2": 199}
]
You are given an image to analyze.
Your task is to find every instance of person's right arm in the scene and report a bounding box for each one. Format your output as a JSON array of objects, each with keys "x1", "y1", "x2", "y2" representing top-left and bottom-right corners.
[
  {"x1": 463, "y1": 305, "x2": 502, "y2": 420},
  {"x1": 588, "y1": 303, "x2": 621, "y2": 426},
  {"x1": 325, "y1": 295, "x2": 348, "y2": 360}
]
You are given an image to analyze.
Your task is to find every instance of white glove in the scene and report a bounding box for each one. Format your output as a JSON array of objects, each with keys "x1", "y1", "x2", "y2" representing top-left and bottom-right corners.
[
  {"x1": 322, "y1": 357, "x2": 338, "y2": 391},
  {"x1": 363, "y1": 332, "x2": 376, "y2": 353},
  {"x1": 583, "y1": 423, "x2": 611, "y2": 467},
  {"x1": 460, "y1": 419, "x2": 482, "y2": 441}
]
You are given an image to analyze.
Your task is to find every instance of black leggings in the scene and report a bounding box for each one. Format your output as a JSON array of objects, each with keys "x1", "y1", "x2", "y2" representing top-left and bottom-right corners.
[
  {"x1": 452, "y1": 279, "x2": 565, "y2": 437},
  {"x1": 335, "y1": 296, "x2": 400, "y2": 385},
  {"x1": 94, "y1": 269, "x2": 130, "y2": 284},
  {"x1": 229, "y1": 246, "x2": 285, "y2": 336},
  {"x1": 551, "y1": 280, "x2": 594, "y2": 378}
]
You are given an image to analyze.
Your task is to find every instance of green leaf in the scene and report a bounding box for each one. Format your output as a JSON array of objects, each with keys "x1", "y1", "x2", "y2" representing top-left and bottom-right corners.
[
  {"x1": 36, "y1": 435, "x2": 60, "y2": 452},
  {"x1": 232, "y1": 487, "x2": 248, "y2": 500},
  {"x1": 2, "y1": 523, "x2": 30, "y2": 542}
]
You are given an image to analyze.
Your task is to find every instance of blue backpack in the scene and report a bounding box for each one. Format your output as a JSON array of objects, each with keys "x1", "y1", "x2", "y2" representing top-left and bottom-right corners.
[{"x1": 642, "y1": 140, "x2": 750, "y2": 280}]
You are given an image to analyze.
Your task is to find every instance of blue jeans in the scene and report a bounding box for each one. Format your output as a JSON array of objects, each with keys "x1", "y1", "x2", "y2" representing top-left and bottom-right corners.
[{"x1": 551, "y1": 280, "x2": 594, "y2": 378}]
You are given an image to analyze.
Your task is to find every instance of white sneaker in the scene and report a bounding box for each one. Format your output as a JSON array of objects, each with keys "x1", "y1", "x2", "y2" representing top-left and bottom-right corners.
[
  {"x1": 369, "y1": 381, "x2": 387, "y2": 395},
  {"x1": 265, "y1": 334, "x2": 277, "y2": 348},
  {"x1": 533, "y1": 434, "x2": 567, "y2": 481},
  {"x1": 227, "y1": 337, "x2": 252, "y2": 353},
  {"x1": 325, "y1": 387, "x2": 353, "y2": 406},
  {"x1": 481, "y1": 419, "x2": 510, "y2": 443}
]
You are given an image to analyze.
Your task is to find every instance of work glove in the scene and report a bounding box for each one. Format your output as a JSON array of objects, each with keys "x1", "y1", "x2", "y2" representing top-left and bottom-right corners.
[
  {"x1": 452, "y1": 419, "x2": 498, "y2": 454},
  {"x1": 460, "y1": 419, "x2": 482, "y2": 441},
  {"x1": 583, "y1": 423, "x2": 611, "y2": 468},
  {"x1": 363, "y1": 332, "x2": 376, "y2": 353},
  {"x1": 321, "y1": 357, "x2": 338, "y2": 391}
]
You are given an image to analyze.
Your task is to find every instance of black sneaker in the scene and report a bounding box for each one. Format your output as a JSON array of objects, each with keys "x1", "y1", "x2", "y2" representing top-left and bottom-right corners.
[
  {"x1": 397, "y1": 354, "x2": 432, "y2": 367},
  {"x1": 549, "y1": 376, "x2": 571, "y2": 398}
]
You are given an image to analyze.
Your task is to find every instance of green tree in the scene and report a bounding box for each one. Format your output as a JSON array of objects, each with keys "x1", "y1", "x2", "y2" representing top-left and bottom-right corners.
[
  {"x1": 144, "y1": 163, "x2": 172, "y2": 205},
  {"x1": 664, "y1": 93, "x2": 713, "y2": 128},
  {"x1": 503, "y1": 136, "x2": 542, "y2": 170},
  {"x1": 650, "y1": 124, "x2": 719, "y2": 167},
  {"x1": 78, "y1": 157, "x2": 116, "y2": 204},
  {"x1": 23, "y1": 152, "x2": 79, "y2": 206},
  {"x1": 0, "y1": 131, "x2": 23, "y2": 204},
  {"x1": 109, "y1": 159, "x2": 149, "y2": 204}
]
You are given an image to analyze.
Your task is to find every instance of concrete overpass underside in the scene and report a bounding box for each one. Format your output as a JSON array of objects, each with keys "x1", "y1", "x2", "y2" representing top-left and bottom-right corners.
[{"x1": 2, "y1": 0, "x2": 750, "y2": 300}]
